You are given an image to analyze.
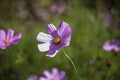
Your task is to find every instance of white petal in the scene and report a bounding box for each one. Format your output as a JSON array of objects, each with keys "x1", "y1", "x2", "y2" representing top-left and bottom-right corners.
[
  {"x1": 37, "y1": 32, "x2": 52, "y2": 42},
  {"x1": 37, "y1": 43, "x2": 50, "y2": 52}
]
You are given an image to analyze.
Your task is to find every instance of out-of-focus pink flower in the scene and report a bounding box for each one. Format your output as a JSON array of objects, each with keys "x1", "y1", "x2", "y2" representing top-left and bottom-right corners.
[
  {"x1": 50, "y1": 4, "x2": 66, "y2": 15},
  {"x1": 99, "y1": 13, "x2": 112, "y2": 27},
  {"x1": 39, "y1": 68, "x2": 67, "y2": 80},
  {"x1": 50, "y1": 4, "x2": 58, "y2": 13},
  {"x1": 0, "y1": 29, "x2": 22, "y2": 49},
  {"x1": 36, "y1": 9, "x2": 50, "y2": 21},
  {"x1": 27, "y1": 75, "x2": 38, "y2": 80},
  {"x1": 103, "y1": 39, "x2": 120, "y2": 52},
  {"x1": 57, "y1": 5, "x2": 65, "y2": 15}
]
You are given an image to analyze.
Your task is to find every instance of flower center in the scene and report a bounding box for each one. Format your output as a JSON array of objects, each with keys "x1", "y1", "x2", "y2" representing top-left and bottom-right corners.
[
  {"x1": 53, "y1": 37, "x2": 61, "y2": 44},
  {"x1": 4, "y1": 40, "x2": 10, "y2": 44}
]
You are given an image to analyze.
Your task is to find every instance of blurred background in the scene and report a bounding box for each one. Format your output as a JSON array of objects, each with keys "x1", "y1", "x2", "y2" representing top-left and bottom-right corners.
[{"x1": 0, "y1": 0, "x2": 120, "y2": 80}]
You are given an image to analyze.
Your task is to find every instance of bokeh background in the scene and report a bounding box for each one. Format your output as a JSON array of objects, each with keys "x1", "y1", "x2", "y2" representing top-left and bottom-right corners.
[{"x1": 0, "y1": 0, "x2": 120, "y2": 80}]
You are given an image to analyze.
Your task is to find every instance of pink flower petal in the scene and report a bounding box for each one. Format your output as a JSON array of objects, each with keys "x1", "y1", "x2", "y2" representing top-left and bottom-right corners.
[
  {"x1": 0, "y1": 29, "x2": 6, "y2": 41},
  {"x1": 6, "y1": 29, "x2": 14, "y2": 40},
  {"x1": 0, "y1": 42, "x2": 6, "y2": 49},
  {"x1": 10, "y1": 33, "x2": 22, "y2": 45}
]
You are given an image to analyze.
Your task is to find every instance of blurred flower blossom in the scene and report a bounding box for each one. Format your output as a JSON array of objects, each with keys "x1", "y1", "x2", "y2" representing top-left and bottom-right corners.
[
  {"x1": 36, "y1": 9, "x2": 50, "y2": 21},
  {"x1": 0, "y1": 29, "x2": 22, "y2": 49},
  {"x1": 50, "y1": 4, "x2": 58, "y2": 13},
  {"x1": 50, "y1": 4, "x2": 66, "y2": 15},
  {"x1": 27, "y1": 75, "x2": 38, "y2": 80},
  {"x1": 103, "y1": 39, "x2": 120, "y2": 52},
  {"x1": 37, "y1": 21, "x2": 72, "y2": 57},
  {"x1": 99, "y1": 13, "x2": 113, "y2": 27},
  {"x1": 57, "y1": 6, "x2": 66, "y2": 15},
  {"x1": 15, "y1": 0, "x2": 28, "y2": 19},
  {"x1": 103, "y1": 13, "x2": 112, "y2": 26},
  {"x1": 39, "y1": 68, "x2": 67, "y2": 80}
]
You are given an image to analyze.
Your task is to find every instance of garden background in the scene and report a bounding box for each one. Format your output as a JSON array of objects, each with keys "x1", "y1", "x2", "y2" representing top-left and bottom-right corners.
[{"x1": 0, "y1": 0, "x2": 120, "y2": 80}]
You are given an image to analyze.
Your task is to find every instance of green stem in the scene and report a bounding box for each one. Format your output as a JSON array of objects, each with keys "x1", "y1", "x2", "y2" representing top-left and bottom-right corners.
[{"x1": 62, "y1": 49, "x2": 77, "y2": 73}]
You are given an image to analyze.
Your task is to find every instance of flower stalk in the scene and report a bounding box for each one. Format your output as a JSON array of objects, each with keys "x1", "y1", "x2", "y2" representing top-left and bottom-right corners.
[{"x1": 62, "y1": 49, "x2": 77, "y2": 73}]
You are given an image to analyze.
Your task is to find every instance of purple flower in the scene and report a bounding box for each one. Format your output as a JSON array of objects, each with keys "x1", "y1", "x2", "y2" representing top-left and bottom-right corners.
[
  {"x1": 39, "y1": 68, "x2": 67, "y2": 80},
  {"x1": 103, "y1": 39, "x2": 120, "y2": 52},
  {"x1": 37, "y1": 21, "x2": 72, "y2": 57},
  {"x1": 0, "y1": 29, "x2": 22, "y2": 49}
]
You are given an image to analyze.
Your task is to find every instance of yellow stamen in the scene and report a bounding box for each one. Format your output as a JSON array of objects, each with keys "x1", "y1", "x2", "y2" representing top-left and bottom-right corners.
[
  {"x1": 4, "y1": 40, "x2": 10, "y2": 44},
  {"x1": 53, "y1": 37, "x2": 61, "y2": 44}
]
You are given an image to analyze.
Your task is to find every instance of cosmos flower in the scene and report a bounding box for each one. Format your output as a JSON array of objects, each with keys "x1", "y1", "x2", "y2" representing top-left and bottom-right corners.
[
  {"x1": 102, "y1": 39, "x2": 120, "y2": 52},
  {"x1": 0, "y1": 29, "x2": 22, "y2": 49},
  {"x1": 37, "y1": 21, "x2": 72, "y2": 57},
  {"x1": 39, "y1": 68, "x2": 67, "y2": 80}
]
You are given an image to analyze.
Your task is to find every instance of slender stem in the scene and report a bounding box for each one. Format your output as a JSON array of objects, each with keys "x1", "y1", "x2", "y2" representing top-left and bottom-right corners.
[{"x1": 62, "y1": 49, "x2": 77, "y2": 73}]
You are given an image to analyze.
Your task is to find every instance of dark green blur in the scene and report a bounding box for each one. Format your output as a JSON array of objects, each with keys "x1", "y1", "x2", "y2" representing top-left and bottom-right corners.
[{"x1": 0, "y1": 0, "x2": 120, "y2": 80}]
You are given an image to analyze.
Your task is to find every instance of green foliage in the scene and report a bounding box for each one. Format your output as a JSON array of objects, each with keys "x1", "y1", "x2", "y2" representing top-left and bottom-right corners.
[{"x1": 0, "y1": 0, "x2": 120, "y2": 80}]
